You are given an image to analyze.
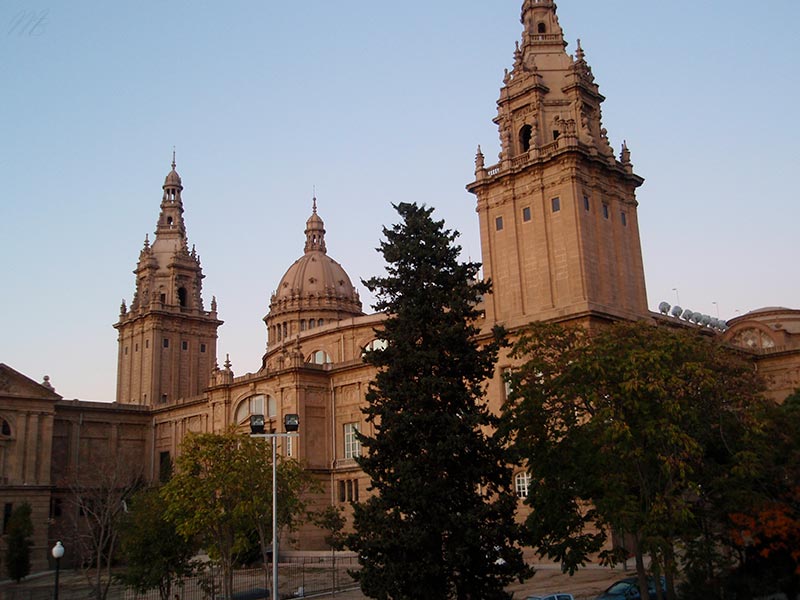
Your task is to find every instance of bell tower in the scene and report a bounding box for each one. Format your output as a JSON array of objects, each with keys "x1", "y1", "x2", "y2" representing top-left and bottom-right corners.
[
  {"x1": 114, "y1": 157, "x2": 222, "y2": 406},
  {"x1": 467, "y1": 0, "x2": 648, "y2": 330}
]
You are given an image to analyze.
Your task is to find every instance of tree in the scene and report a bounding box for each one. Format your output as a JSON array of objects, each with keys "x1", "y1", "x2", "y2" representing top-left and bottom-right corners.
[
  {"x1": 63, "y1": 459, "x2": 143, "y2": 600},
  {"x1": 501, "y1": 321, "x2": 768, "y2": 600},
  {"x1": 312, "y1": 505, "x2": 346, "y2": 594},
  {"x1": 349, "y1": 202, "x2": 530, "y2": 600},
  {"x1": 161, "y1": 431, "x2": 317, "y2": 600},
  {"x1": 5, "y1": 502, "x2": 33, "y2": 582},
  {"x1": 116, "y1": 487, "x2": 196, "y2": 600}
]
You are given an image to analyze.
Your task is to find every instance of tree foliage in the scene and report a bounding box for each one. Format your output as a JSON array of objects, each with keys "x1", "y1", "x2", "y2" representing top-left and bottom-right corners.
[
  {"x1": 116, "y1": 487, "x2": 196, "y2": 600},
  {"x1": 4, "y1": 502, "x2": 34, "y2": 582},
  {"x1": 160, "y1": 431, "x2": 317, "y2": 600},
  {"x1": 349, "y1": 202, "x2": 530, "y2": 600},
  {"x1": 501, "y1": 321, "x2": 769, "y2": 600}
]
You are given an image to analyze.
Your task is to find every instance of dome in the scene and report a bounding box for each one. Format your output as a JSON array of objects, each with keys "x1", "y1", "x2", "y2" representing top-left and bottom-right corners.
[
  {"x1": 265, "y1": 200, "x2": 363, "y2": 346},
  {"x1": 163, "y1": 156, "x2": 182, "y2": 188}
]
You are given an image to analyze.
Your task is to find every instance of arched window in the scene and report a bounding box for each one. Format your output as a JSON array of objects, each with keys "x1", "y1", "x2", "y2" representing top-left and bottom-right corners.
[
  {"x1": 362, "y1": 338, "x2": 388, "y2": 358},
  {"x1": 0, "y1": 417, "x2": 11, "y2": 437},
  {"x1": 307, "y1": 350, "x2": 332, "y2": 365},
  {"x1": 537, "y1": 22, "x2": 546, "y2": 34},
  {"x1": 235, "y1": 394, "x2": 268, "y2": 425},
  {"x1": 519, "y1": 124, "x2": 533, "y2": 152}
]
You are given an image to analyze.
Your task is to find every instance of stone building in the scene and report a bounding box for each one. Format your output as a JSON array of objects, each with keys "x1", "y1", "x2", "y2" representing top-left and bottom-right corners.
[{"x1": 2, "y1": 0, "x2": 798, "y2": 573}]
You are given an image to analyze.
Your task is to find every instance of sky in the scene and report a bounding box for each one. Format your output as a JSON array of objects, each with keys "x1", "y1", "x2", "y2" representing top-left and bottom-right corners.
[{"x1": 2, "y1": 1, "x2": 798, "y2": 401}]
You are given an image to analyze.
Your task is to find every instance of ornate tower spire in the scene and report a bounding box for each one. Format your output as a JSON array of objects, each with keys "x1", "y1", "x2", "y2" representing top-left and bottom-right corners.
[
  {"x1": 114, "y1": 158, "x2": 222, "y2": 406},
  {"x1": 304, "y1": 196, "x2": 327, "y2": 254},
  {"x1": 467, "y1": 2, "x2": 648, "y2": 329}
]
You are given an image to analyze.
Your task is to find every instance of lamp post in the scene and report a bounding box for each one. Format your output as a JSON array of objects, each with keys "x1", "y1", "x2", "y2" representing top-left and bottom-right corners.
[
  {"x1": 250, "y1": 413, "x2": 300, "y2": 600},
  {"x1": 51, "y1": 541, "x2": 65, "y2": 600}
]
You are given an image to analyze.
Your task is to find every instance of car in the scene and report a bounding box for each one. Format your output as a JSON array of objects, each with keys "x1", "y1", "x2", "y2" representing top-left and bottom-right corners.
[
  {"x1": 525, "y1": 594, "x2": 575, "y2": 600},
  {"x1": 594, "y1": 576, "x2": 666, "y2": 600}
]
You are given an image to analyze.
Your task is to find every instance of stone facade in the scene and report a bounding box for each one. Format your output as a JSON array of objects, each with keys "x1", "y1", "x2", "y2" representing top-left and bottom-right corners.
[{"x1": 2, "y1": 0, "x2": 799, "y2": 573}]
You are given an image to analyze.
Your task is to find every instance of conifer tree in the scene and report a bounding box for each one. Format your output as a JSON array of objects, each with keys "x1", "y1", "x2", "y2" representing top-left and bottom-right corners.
[
  {"x1": 5, "y1": 502, "x2": 33, "y2": 582},
  {"x1": 349, "y1": 203, "x2": 529, "y2": 600}
]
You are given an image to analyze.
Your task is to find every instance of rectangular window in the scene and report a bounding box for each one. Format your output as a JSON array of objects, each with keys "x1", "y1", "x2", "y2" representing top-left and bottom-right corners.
[
  {"x1": 163, "y1": 338, "x2": 169, "y2": 348},
  {"x1": 135, "y1": 343, "x2": 139, "y2": 352},
  {"x1": 515, "y1": 472, "x2": 531, "y2": 498},
  {"x1": 49, "y1": 498, "x2": 62, "y2": 519},
  {"x1": 522, "y1": 206, "x2": 531, "y2": 222},
  {"x1": 551, "y1": 197, "x2": 560, "y2": 212},
  {"x1": 159, "y1": 451, "x2": 172, "y2": 483},
  {"x1": 3, "y1": 503, "x2": 12, "y2": 534},
  {"x1": 353, "y1": 479, "x2": 359, "y2": 502},
  {"x1": 495, "y1": 216, "x2": 504, "y2": 231},
  {"x1": 583, "y1": 196, "x2": 590, "y2": 211},
  {"x1": 160, "y1": 393, "x2": 168, "y2": 404},
  {"x1": 621, "y1": 211, "x2": 627, "y2": 226},
  {"x1": 124, "y1": 346, "x2": 128, "y2": 355},
  {"x1": 145, "y1": 339, "x2": 149, "y2": 349},
  {"x1": 344, "y1": 422, "x2": 361, "y2": 459},
  {"x1": 182, "y1": 341, "x2": 188, "y2": 350},
  {"x1": 346, "y1": 480, "x2": 353, "y2": 501},
  {"x1": 338, "y1": 480, "x2": 346, "y2": 503},
  {"x1": 602, "y1": 203, "x2": 609, "y2": 219},
  {"x1": 200, "y1": 343, "x2": 206, "y2": 353}
]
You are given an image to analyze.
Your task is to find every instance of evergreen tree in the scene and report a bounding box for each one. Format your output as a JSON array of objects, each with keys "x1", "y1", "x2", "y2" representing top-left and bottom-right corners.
[
  {"x1": 349, "y1": 203, "x2": 530, "y2": 600},
  {"x1": 5, "y1": 502, "x2": 33, "y2": 582}
]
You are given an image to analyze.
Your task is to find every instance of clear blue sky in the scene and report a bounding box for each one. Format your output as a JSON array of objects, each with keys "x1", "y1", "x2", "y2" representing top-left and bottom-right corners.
[{"x1": 2, "y1": 1, "x2": 798, "y2": 401}]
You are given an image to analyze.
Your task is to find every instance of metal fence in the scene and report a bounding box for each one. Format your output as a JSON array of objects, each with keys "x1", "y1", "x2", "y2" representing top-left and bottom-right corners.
[{"x1": 2, "y1": 558, "x2": 360, "y2": 600}]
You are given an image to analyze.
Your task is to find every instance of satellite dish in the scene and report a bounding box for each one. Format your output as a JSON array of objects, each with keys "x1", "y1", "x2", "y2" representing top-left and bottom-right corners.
[
  {"x1": 700, "y1": 314, "x2": 711, "y2": 326},
  {"x1": 658, "y1": 301, "x2": 671, "y2": 315},
  {"x1": 681, "y1": 309, "x2": 693, "y2": 321},
  {"x1": 671, "y1": 305, "x2": 683, "y2": 318}
]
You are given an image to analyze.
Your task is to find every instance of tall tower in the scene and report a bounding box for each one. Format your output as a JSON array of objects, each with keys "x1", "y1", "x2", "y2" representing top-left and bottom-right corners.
[
  {"x1": 114, "y1": 158, "x2": 222, "y2": 405},
  {"x1": 467, "y1": 0, "x2": 648, "y2": 331}
]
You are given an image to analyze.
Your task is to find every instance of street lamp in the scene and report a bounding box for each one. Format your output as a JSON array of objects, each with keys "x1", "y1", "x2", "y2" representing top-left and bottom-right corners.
[
  {"x1": 51, "y1": 541, "x2": 65, "y2": 600},
  {"x1": 250, "y1": 413, "x2": 300, "y2": 600}
]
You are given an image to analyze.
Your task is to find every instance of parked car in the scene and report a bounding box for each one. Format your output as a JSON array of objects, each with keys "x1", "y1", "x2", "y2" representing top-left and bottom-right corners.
[
  {"x1": 594, "y1": 576, "x2": 666, "y2": 600},
  {"x1": 526, "y1": 594, "x2": 575, "y2": 600}
]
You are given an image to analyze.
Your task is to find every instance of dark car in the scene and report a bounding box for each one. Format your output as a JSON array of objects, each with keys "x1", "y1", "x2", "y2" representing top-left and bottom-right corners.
[
  {"x1": 594, "y1": 577, "x2": 666, "y2": 600},
  {"x1": 526, "y1": 594, "x2": 575, "y2": 600}
]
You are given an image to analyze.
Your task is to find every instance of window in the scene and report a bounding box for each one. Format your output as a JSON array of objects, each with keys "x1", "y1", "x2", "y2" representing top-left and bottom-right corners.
[
  {"x1": 159, "y1": 451, "x2": 172, "y2": 483},
  {"x1": 338, "y1": 479, "x2": 359, "y2": 502},
  {"x1": 537, "y1": 22, "x2": 546, "y2": 34},
  {"x1": 163, "y1": 338, "x2": 169, "y2": 348},
  {"x1": 621, "y1": 211, "x2": 627, "y2": 226},
  {"x1": 515, "y1": 472, "x2": 531, "y2": 498},
  {"x1": 495, "y1": 216, "x2": 504, "y2": 231},
  {"x1": 49, "y1": 498, "x2": 62, "y2": 519},
  {"x1": 344, "y1": 422, "x2": 360, "y2": 459},
  {"x1": 200, "y1": 343, "x2": 206, "y2": 353},
  {"x1": 317, "y1": 319, "x2": 324, "y2": 327},
  {"x1": 160, "y1": 394, "x2": 168, "y2": 404},
  {"x1": 135, "y1": 343, "x2": 139, "y2": 352},
  {"x1": 519, "y1": 124, "x2": 532, "y2": 152},
  {"x1": 235, "y1": 395, "x2": 266, "y2": 424},
  {"x1": 300, "y1": 320, "x2": 306, "y2": 331},
  {"x1": 3, "y1": 503, "x2": 12, "y2": 534},
  {"x1": 602, "y1": 203, "x2": 609, "y2": 219},
  {"x1": 522, "y1": 206, "x2": 531, "y2": 222},
  {"x1": 502, "y1": 367, "x2": 513, "y2": 401},
  {"x1": 307, "y1": 350, "x2": 332, "y2": 365},
  {"x1": 551, "y1": 197, "x2": 560, "y2": 212},
  {"x1": 182, "y1": 341, "x2": 188, "y2": 350},
  {"x1": 124, "y1": 346, "x2": 128, "y2": 355},
  {"x1": 1, "y1": 418, "x2": 10, "y2": 437},
  {"x1": 145, "y1": 339, "x2": 149, "y2": 349},
  {"x1": 267, "y1": 395, "x2": 277, "y2": 418},
  {"x1": 178, "y1": 287, "x2": 187, "y2": 307},
  {"x1": 308, "y1": 319, "x2": 315, "y2": 330},
  {"x1": 583, "y1": 196, "x2": 590, "y2": 211},
  {"x1": 160, "y1": 293, "x2": 166, "y2": 304}
]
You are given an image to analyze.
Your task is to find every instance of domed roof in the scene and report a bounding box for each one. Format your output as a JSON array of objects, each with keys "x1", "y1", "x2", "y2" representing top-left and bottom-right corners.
[
  {"x1": 163, "y1": 155, "x2": 182, "y2": 188},
  {"x1": 269, "y1": 199, "x2": 362, "y2": 316}
]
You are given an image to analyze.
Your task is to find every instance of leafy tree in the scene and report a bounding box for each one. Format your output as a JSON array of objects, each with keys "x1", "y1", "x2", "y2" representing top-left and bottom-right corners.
[
  {"x1": 63, "y1": 459, "x2": 143, "y2": 600},
  {"x1": 161, "y1": 431, "x2": 317, "y2": 600},
  {"x1": 349, "y1": 202, "x2": 530, "y2": 600},
  {"x1": 312, "y1": 505, "x2": 346, "y2": 593},
  {"x1": 5, "y1": 502, "x2": 33, "y2": 582},
  {"x1": 116, "y1": 488, "x2": 196, "y2": 600},
  {"x1": 501, "y1": 321, "x2": 768, "y2": 600}
]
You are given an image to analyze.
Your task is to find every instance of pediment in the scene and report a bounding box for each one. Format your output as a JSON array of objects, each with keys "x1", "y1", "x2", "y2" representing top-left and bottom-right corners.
[{"x1": 0, "y1": 363, "x2": 62, "y2": 401}]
